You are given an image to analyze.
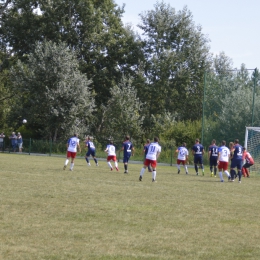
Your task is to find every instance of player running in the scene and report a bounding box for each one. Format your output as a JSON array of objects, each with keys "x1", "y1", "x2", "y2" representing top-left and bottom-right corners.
[
  {"x1": 121, "y1": 135, "x2": 134, "y2": 174},
  {"x1": 143, "y1": 139, "x2": 152, "y2": 172},
  {"x1": 139, "y1": 137, "x2": 161, "y2": 182},
  {"x1": 176, "y1": 142, "x2": 189, "y2": 175},
  {"x1": 85, "y1": 136, "x2": 98, "y2": 166},
  {"x1": 104, "y1": 140, "x2": 119, "y2": 171},
  {"x1": 63, "y1": 133, "x2": 81, "y2": 171}
]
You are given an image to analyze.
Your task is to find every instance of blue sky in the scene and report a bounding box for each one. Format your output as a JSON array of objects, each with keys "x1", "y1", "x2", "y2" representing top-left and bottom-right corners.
[{"x1": 115, "y1": 0, "x2": 259, "y2": 69}]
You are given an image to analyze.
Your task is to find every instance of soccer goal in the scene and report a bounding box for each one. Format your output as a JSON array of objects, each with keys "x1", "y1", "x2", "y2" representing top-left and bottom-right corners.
[{"x1": 245, "y1": 127, "x2": 260, "y2": 175}]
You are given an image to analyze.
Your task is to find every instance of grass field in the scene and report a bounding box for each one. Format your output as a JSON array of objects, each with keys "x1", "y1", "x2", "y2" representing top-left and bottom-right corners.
[{"x1": 1, "y1": 153, "x2": 260, "y2": 260}]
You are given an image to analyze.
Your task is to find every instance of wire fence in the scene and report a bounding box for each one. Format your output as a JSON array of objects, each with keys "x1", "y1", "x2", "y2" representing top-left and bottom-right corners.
[{"x1": 0, "y1": 138, "x2": 218, "y2": 167}]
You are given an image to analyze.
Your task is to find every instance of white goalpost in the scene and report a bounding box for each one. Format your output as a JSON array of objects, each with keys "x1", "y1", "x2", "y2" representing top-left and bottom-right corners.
[{"x1": 245, "y1": 127, "x2": 260, "y2": 174}]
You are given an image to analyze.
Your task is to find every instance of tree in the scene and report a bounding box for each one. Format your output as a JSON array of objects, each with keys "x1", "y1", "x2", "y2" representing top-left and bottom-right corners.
[
  {"x1": 100, "y1": 77, "x2": 144, "y2": 143},
  {"x1": 137, "y1": 2, "x2": 211, "y2": 122},
  {"x1": 0, "y1": 0, "x2": 11, "y2": 15},
  {"x1": 203, "y1": 59, "x2": 259, "y2": 145},
  {"x1": 0, "y1": 0, "x2": 143, "y2": 108},
  {"x1": 9, "y1": 40, "x2": 95, "y2": 140}
]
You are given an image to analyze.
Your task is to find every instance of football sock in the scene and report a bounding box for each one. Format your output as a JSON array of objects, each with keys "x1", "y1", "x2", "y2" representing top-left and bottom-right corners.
[
  {"x1": 184, "y1": 165, "x2": 188, "y2": 172},
  {"x1": 230, "y1": 169, "x2": 236, "y2": 179},
  {"x1": 107, "y1": 162, "x2": 112, "y2": 168},
  {"x1": 94, "y1": 158, "x2": 98, "y2": 164},
  {"x1": 152, "y1": 170, "x2": 156, "y2": 180},
  {"x1": 238, "y1": 170, "x2": 242, "y2": 181},
  {"x1": 115, "y1": 161, "x2": 118, "y2": 168},
  {"x1": 224, "y1": 170, "x2": 230, "y2": 177},
  {"x1": 85, "y1": 157, "x2": 89, "y2": 163},
  {"x1": 195, "y1": 165, "x2": 198, "y2": 173},
  {"x1": 70, "y1": 163, "x2": 74, "y2": 170},
  {"x1": 65, "y1": 159, "x2": 69, "y2": 166},
  {"x1": 214, "y1": 167, "x2": 217, "y2": 175},
  {"x1": 124, "y1": 164, "x2": 127, "y2": 171},
  {"x1": 140, "y1": 167, "x2": 145, "y2": 177},
  {"x1": 177, "y1": 165, "x2": 180, "y2": 170},
  {"x1": 210, "y1": 166, "x2": 213, "y2": 172},
  {"x1": 219, "y1": 171, "x2": 223, "y2": 180}
]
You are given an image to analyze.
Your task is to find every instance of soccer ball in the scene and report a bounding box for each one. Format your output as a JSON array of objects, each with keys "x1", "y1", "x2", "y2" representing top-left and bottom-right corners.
[{"x1": 23, "y1": 119, "x2": 27, "y2": 124}]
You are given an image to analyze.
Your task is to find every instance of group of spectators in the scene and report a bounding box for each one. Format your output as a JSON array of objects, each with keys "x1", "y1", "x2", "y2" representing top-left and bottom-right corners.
[{"x1": 0, "y1": 132, "x2": 23, "y2": 152}]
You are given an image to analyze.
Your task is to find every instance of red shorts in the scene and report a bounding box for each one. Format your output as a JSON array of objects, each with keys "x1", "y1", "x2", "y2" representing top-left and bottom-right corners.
[
  {"x1": 107, "y1": 155, "x2": 117, "y2": 162},
  {"x1": 67, "y1": 151, "x2": 77, "y2": 159},
  {"x1": 177, "y1": 159, "x2": 186, "y2": 165},
  {"x1": 144, "y1": 159, "x2": 157, "y2": 168},
  {"x1": 218, "y1": 161, "x2": 228, "y2": 171}
]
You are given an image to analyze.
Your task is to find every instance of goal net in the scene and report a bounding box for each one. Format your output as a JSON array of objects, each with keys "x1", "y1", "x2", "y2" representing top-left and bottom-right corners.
[{"x1": 245, "y1": 127, "x2": 260, "y2": 175}]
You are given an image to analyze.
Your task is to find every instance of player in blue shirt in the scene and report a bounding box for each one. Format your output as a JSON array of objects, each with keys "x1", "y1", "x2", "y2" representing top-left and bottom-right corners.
[
  {"x1": 121, "y1": 135, "x2": 134, "y2": 174},
  {"x1": 230, "y1": 139, "x2": 243, "y2": 183},
  {"x1": 85, "y1": 136, "x2": 98, "y2": 166},
  {"x1": 143, "y1": 139, "x2": 152, "y2": 172},
  {"x1": 192, "y1": 138, "x2": 205, "y2": 176},
  {"x1": 208, "y1": 139, "x2": 218, "y2": 177}
]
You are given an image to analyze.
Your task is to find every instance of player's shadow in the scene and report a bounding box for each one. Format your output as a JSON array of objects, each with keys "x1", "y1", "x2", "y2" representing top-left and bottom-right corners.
[{"x1": 195, "y1": 179, "x2": 224, "y2": 183}]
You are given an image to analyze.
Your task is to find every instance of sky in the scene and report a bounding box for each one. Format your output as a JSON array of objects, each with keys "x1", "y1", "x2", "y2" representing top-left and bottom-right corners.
[{"x1": 114, "y1": 0, "x2": 259, "y2": 69}]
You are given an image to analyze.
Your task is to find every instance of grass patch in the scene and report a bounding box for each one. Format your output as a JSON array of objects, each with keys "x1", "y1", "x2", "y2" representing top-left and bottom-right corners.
[{"x1": 1, "y1": 153, "x2": 260, "y2": 259}]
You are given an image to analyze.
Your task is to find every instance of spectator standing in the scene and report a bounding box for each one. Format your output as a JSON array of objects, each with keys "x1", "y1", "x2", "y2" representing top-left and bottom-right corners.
[
  {"x1": 9, "y1": 132, "x2": 17, "y2": 152},
  {"x1": 0, "y1": 132, "x2": 5, "y2": 151},
  {"x1": 17, "y1": 132, "x2": 23, "y2": 152}
]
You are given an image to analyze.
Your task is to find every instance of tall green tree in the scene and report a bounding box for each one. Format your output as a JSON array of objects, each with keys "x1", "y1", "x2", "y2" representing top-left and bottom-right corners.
[
  {"x1": 0, "y1": 0, "x2": 11, "y2": 15},
  {"x1": 137, "y1": 2, "x2": 211, "y2": 122},
  {"x1": 0, "y1": 0, "x2": 143, "y2": 107},
  {"x1": 100, "y1": 77, "x2": 144, "y2": 143},
  {"x1": 9, "y1": 40, "x2": 95, "y2": 140}
]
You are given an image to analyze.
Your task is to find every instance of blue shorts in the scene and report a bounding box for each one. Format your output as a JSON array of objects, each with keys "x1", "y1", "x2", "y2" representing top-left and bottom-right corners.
[
  {"x1": 194, "y1": 156, "x2": 203, "y2": 165},
  {"x1": 123, "y1": 153, "x2": 131, "y2": 163},
  {"x1": 210, "y1": 157, "x2": 218, "y2": 167},
  {"x1": 86, "y1": 150, "x2": 96, "y2": 157},
  {"x1": 231, "y1": 159, "x2": 242, "y2": 170}
]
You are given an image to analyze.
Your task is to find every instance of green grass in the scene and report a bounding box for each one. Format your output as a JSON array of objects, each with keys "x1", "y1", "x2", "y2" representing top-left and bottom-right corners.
[{"x1": 1, "y1": 153, "x2": 260, "y2": 260}]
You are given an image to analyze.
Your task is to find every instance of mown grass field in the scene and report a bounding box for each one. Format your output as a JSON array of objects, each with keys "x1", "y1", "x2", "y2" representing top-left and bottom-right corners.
[{"x1": 1, "y1": 153, "x2": 260, "y2": 260}]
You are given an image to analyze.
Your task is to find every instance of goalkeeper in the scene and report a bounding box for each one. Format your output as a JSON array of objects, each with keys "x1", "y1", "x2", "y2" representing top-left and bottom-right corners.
[{"x1": 242, "y1": 147, "x2": 254, "y2": 178}]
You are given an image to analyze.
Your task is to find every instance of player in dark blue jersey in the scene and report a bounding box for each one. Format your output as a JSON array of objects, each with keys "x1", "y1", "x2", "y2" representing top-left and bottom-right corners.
[
  {"x1": 192, "y1": 138, "x2": 205, "y2": 176},
  {"x1": 208, "y1": 139, "x2": 218, "y2": 177},
  {"x1": 230, "y1": 139, "x2": 243, "y2": 183},
  {"x1": 121, "y1": 135, "x2": 134, "y2": 174},
  {"x1": 85, "y1": 136, "x2": 98, "y2": 166},
  {"x1": 143, "y1": 139, "x2": 152, "y2": 172}
]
